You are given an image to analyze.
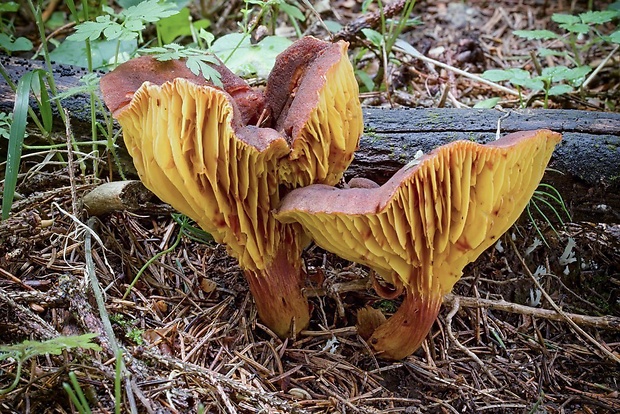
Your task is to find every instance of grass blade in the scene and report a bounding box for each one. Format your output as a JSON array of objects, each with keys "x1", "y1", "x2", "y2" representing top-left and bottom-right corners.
[
  {"x1": 2, "y1": 71, "x2": 34, "y2": 220},
  {"x1": 36, "y1": 71, "x2": 53, "y2": 133}
]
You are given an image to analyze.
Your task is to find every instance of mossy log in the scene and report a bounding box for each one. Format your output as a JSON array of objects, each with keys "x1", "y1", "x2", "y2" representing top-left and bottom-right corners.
[{"x1": 1, "y1": 55, "x2": 619, "y2": 222}]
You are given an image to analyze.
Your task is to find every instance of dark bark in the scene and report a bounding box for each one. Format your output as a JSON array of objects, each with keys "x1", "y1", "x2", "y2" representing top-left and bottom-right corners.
[{"x1": 346, "y1": 108, "x2": 620, "y2": 223}]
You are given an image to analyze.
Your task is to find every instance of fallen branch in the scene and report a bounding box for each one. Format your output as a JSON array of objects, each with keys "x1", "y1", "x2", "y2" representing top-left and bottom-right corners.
[
  {"x1": 443, "y1": 293, "x2": 620, "y2": 332},
  {"x1": 306, "y1": 279, "x2": 620, "y2": 332}
]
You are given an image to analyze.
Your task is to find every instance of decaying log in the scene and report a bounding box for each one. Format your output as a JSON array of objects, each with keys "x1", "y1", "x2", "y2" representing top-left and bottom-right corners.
[
  {"x1": 1, "y1": 55, "x2": 619, "y2": 222},
  {"x1": 348, "y1": 108, "x2": 620, "y2": 223}
]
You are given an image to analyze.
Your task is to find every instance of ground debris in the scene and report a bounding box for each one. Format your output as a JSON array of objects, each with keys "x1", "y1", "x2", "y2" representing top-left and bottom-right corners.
[{"x1": 1, "y1": 0, "x2": 619, "y2": 412}]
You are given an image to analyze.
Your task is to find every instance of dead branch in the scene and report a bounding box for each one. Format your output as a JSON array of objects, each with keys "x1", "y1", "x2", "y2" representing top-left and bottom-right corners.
[{"x1": 443, "y1": 293, "x2": 620, "y2": 332}]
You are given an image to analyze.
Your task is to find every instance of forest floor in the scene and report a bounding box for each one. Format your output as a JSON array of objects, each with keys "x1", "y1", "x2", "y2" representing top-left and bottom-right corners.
[{"x1": 1, "y1": 0, "x2": 620, "y2": 413}]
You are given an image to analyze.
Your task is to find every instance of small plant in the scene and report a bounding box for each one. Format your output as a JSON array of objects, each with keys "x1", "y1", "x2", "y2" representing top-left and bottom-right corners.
[
  {"x1": 526, "y1": 182, "x2": 572, "y2": 246},
  {"x1": 356, "y1": 0, "x2": 420, "y2": 92},
  {"x1": 482, "y1": 6, "x2": 619, "y2": 107},
  {"x1": 62, "y1": 0, "x2": 178, "y2": 68},
  {"x1": 0, "y1": 111, "x2": 12, "y2": 139},
  {"x1": 482, "y1": 65, "x2": 592, "y2": 108},
  {"x1": 140, "y1": 40, "x2": 223, "y2": 85},
  {"x1": 123, "y1": 214, "x2": 213, "y2": 299},
  {"x1": 376, "y1": 299, "x2": 398, "y2": 314},
  {"x1": 1, "y1": 69, "x2": 54, "y2": 220},
  {"x1": 62, "y1": 349, "x2": 124, "y2": 414},
  {"x1": 62, "y1": 371, "x2": 93, "y2": 414},
  {"x1": 515, "y1": 9, "x2": 620, "y2": 67},
  {"x1": 110, "y1": 314, "x2": 144, "y2": 345},
  {"x1": 0, "y1": 334, "x2": 101, "y2": 395},
  {"x1": 0, "y1": 2, "x2": 33, "y2": 54}
]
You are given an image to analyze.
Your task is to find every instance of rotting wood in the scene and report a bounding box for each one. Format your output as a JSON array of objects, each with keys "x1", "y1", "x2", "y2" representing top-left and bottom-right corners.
[
  {"x1": 82, "y1": 180, "x2": 174, "y2": 216},
  {"x1": 1, "y1": 55, "x2": 619, "y2": 222}
]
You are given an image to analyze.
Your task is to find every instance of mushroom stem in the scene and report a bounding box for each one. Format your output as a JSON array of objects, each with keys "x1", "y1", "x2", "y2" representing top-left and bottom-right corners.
[
  {"x1": 244, "y1": 247, "x2": 310, "y2": 338},
  {"x1": 368, "y1": 287, "x2": 443, "y2": 360}
]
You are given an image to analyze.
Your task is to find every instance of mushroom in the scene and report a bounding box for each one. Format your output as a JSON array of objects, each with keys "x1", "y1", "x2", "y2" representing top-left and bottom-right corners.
[
  {"x1": 275, "y1": 129, "x2": 562, "y2": 359},
  {"x1": 100, "y1": 37, "x2": 363, "y2": 338}
]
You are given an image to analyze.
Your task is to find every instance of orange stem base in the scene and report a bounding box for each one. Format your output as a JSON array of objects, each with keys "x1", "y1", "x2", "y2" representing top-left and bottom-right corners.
[
  {"x1": 244, "y1": 250, "x2": 310, "y2": 338},
  {"x1": 369, "y1": 289, "x2": 443, "y2": 360}
]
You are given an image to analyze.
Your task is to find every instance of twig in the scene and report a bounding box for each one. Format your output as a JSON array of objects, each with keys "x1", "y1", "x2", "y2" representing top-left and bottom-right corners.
[
  {"x1": 307, "y1": 277, "x2": 620, "y2": 331},
  {"x1": 443, "y1": 293, "x2": 620, "y2": 331},
  {"x1": 444, "y1": 297, "x2": 501, "y2": 386},
  {"x1": 393, "y1": 44, "x2": 521, "y2": 97},
  {"x1": 333, "y1": 0, "x2": 408, "y2": 42},
  {"x1": 508, "y1": 237, "x2": 620, "y2": 364},
  {"x1": 582, "y1": 44, "x2": 619, "y2": 90},
  {"x1": 64, "y1": 109, "x2": 78, "y2": 217}
]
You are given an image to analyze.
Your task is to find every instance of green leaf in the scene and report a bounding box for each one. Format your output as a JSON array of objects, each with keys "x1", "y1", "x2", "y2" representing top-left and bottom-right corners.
[
  {"x1": 121, "y1": 0, "x2": 178, "y2": 23},
  {"x1": 579, "y1": 10, "x2": 618, "y2": 25},
  {"x1": 481, "y1": 69, "x2": 513, "y2": 82},
  {"x1": 36, "y1": 73, "x2": 53, "y2": 134},
  {"x1": 0, "y1": 1, "x2": 19, "y2": 12},
  {"x1": 142, "y1": 44, "x2": 222, "y2": 85},
  {"x1": 559, "y1": 22, "x2": 590, "y2": 34},
  {"x1": 547, "y1": 84, "x2": 573, "y2": 96},
  {"x1": 541, "y1": 66, "x2": 575, "y2": 82},
  {"x1": 507, "y1": 68, "x2": 533, "y2": 80},
  {"x1": 323, "y1": 20, "x2": 343, "y2": 33},
  {"x1": 123, "y1": 19, "x2": 146, "y2": 33},
  {"x1": 362, "y1": 28, "x2": 384, "y2": 48},
  {"x1": 564, "y1": 65, "x2": 592, "y2": 81},
  {"x1": 473, "y1": 97, "x2": 501, "y2": 109},
  {"x1": 156, "y1": 7, "x2": 210, "y2": 44},
  {"x1": 483, "y1": 68, "x2": 532, "y2": 83},
  {"x1": 198, "y1": 29, "x2": 214, "y2": 48},
  {"x1": 0, "y1": 112, "x2": 12, "y2": 140},
  {"x1": 608, "y1": 30, "x2": 620, "y2": 44},
  {"x1": 513, "y1": 30, "x2": 559, "y2": 40},
  {"x1": 355, "y1": 69, "x2": 375, "y2": 92},
  {"x1": 280, "y1": 2, "x2": 306, "y2": 22},
  {"x1": 552, "y1": 14, "x2": 580, "y2": 24},
  {"x1": 211, "y1": 33, "x2": 292, "y2": 78},
  {"x1": 68, "y1": 15, "x2": 114, "y2": 41},
  {"x1": 0, "y1": 34, "x2": 33, "y2": 52},
  {"x1": 185, "y1": 57, "x2": 223, "y2": 87},
  {"x1": 514, "y1": 77, "x2": 544, "y2": 91},
  {"x1": 0, "y1": 334, "x2": 101, "y2": 360},
  {"x1": 102, "y1": 22, "x2": 135, "y2": 40},
  {"x1": 2, "y1": 71, "x2": 33, "y2": 220},
  {"x1": 50, "y1": 38, "x2": 138, "y2": 69},
  {"x1": 538, "y1": 48, "x2": 568, "y2": 58}
]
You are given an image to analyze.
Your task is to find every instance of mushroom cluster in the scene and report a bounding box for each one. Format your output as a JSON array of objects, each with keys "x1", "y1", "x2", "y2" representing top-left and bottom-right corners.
[
  {"x1": 275, "y1": 130, "x2": 562, "y2": 359},
  {"x1": 102, "y1": 37, "x2": 562, "y2": 359},
  {"x1": 101, "y1": 37, "x2": 363, "y2": 338}
]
